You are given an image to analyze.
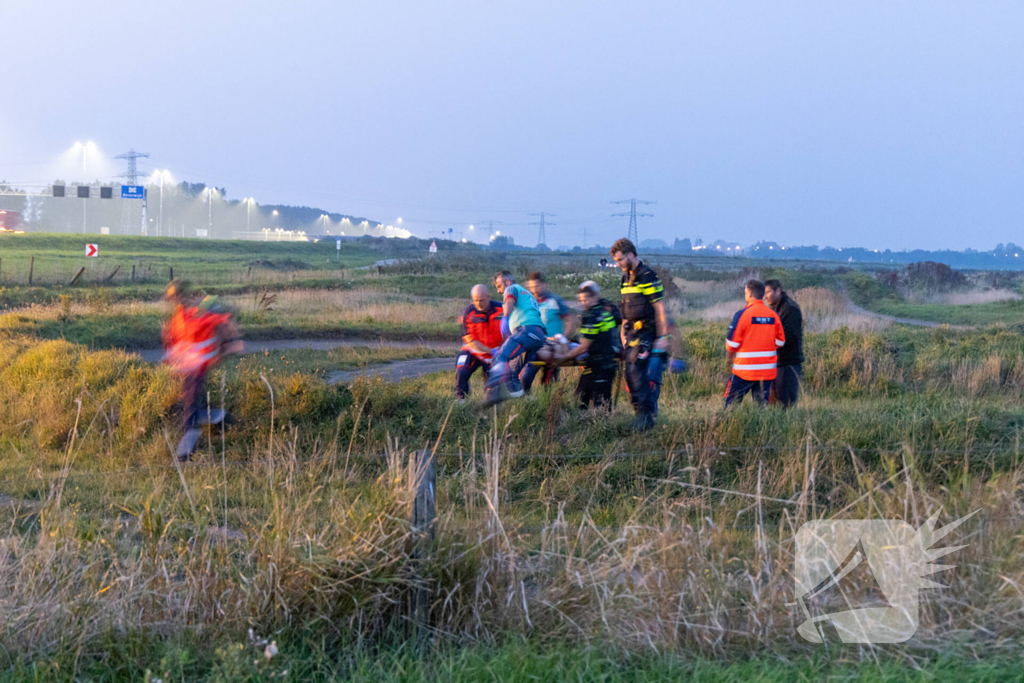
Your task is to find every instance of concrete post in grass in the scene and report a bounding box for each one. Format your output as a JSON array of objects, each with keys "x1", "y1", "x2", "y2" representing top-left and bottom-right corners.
[{"x1": 410, "y1": 448, "x2": 436, "y2": 647}]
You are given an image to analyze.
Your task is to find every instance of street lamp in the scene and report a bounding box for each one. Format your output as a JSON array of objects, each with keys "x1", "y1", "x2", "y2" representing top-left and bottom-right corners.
[
  {"x1": 155, "y1": 170, "x2": 172, "y2": 237},
  {"x1": 244, "y1": 197, "x2": 255, "y2": 234},
  {"x1": 73, "y1": 141, "x2": 96, "y2": 234},
  {"x1": 322, "y1": 214, "x2": 328, "y2": 232},
  {"x1": 204, "y1": 186, "x2": 216, "y2": 238}
]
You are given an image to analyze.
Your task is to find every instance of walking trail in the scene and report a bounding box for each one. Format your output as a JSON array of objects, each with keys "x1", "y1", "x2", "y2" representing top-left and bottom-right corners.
[
  {"x1": 844, "y1": 298, "x2": 972, "y2": 330},
  {"x1": 135, "y1": 338, "x2": 460, "y2": 385}
]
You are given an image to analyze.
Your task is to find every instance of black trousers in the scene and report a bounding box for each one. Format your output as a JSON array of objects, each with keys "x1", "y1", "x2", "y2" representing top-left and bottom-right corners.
[
  {"x1": 624, "y1": 344, "x2": 659, "y2": 416},
  {"x1": 455, "y1": 353, "x2": 490, "y2": 399},
  {"x1": 771, "y1": 364, "x2": 802, "y2": 407},
  {"x1": 576, "y1": 364, "x2": 616, "y2": 410}
]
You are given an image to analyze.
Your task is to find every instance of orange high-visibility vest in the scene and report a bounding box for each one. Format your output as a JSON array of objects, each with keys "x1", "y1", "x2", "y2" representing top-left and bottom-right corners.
[
  {"x1": 163, "y1": 305, "x2": 231, "y2": 375},
  {"x1": 725, "y1": 301, "x2": 785, "y2": 381}
]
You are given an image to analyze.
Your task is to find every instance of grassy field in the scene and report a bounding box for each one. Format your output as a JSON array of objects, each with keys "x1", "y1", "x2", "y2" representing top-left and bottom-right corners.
[{"x1": 2, "y1": 238, "x2": 1024, "y2": 680}]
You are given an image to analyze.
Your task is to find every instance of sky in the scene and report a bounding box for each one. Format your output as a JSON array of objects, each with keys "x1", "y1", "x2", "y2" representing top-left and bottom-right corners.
[{"x1": 1, "y1": 1, "x2": 1022, "y2": 250}]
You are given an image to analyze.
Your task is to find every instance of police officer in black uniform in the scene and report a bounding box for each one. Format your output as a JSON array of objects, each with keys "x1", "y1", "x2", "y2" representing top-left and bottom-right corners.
[{"x1": 610, "y1": 238, "x2": 670, "y2": 432}]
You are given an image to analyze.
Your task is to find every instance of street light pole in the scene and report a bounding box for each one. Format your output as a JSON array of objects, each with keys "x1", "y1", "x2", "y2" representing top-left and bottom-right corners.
[
  {"x1": 247, "y1": 198, "x2": 252, "y2": 234},
  {"x1": 207, "y1": 187, "x2": 213, "y2": 238},
  {"x1": 81, "y1": 143, "x2": 87, "y2": 234},
  {"x1": 158, "y1": 171, "x2": 165, "y2": 237}
]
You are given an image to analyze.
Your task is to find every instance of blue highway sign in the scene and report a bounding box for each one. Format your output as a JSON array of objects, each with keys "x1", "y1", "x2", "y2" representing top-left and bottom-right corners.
[{"x1": 121, "y1": 185, "x2": 144, "y2": 199}]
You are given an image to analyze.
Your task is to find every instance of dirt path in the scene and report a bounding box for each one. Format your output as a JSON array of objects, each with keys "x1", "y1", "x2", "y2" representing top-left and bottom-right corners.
[
  {"x1": 326, "y1": 357, "x2": 454, "y2": 385},
  {"x1": 135, "y1": 338, "x2": 459, "y2": 363},
  {"x1": 844, "y1": 298, "x2": 972, "y2": 329}
]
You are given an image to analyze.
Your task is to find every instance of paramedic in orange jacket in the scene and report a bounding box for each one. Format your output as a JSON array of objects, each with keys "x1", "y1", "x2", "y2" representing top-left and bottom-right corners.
[
  {"x1": 162, "y1": 281, "x2": 242, "y2": 460},
  {"x1": 724, "y1": 279, "x2": 785, "y2": 407}
]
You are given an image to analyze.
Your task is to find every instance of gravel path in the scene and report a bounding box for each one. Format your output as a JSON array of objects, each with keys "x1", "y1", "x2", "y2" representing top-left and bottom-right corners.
[{"x1": 135, "y1": 338, "x2": 458, "y2": 363}]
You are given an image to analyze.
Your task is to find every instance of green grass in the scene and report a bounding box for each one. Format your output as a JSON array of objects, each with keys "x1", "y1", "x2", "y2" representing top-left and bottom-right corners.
[{"x1": 4, "y1": 640, "x2": 1022, "y2": 682}]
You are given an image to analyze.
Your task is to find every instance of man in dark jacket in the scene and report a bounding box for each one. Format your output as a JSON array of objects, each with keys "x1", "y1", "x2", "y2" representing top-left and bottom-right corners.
[{"x1": 763, "y1": 279, "x2": 803, "y2": 407}]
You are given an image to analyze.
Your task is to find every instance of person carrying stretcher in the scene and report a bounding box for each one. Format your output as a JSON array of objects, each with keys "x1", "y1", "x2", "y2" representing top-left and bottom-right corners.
[
  {"x1": 559, "y1": 281, "x2": 620, "y2": 410},
  {"x1": 162, "y1": 281, "x2": 242, "y2": 461},
  {"x1": 456, "y1": 284, "x2": 504, "y2": 401}
]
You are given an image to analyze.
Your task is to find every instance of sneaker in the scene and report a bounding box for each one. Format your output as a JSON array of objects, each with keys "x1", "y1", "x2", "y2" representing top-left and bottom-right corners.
[{"x1": 509, "y1": 389, "x2": 525, "y2": 399}]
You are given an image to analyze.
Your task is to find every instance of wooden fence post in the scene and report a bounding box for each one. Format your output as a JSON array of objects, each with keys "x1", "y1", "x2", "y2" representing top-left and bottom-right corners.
[
  {"x1": 105, "y1": 265, "x2": 120, "y2": 282},
  {"x1": 28, "y1": 257, "x2": 34, "y2": 286},
  {"x1": 410, "y1": 448, "x2": 436, "y2": 647},
  {"x1": 131, "y1": 264, "x2": 136, "y2": 283},
  {"x1": 69, "y1": 267, "x2": 85, "y2": 286},
  {"x1": 169, "y1": 266, "x2": 173, "y2": 281}
]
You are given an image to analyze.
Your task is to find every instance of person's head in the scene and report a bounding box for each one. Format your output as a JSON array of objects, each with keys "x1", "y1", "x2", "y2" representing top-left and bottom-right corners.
[
  {"x1": 470, "y1": 284, "x2": 491, "y2": 311},
  {"x1": 610, "y1": 238, "x2": 640, "y2": 272},
  {"x1": 763, "y1": 279, "x2": 783, "y2": 307},
  {"x1": 526, "y1": 271, "x2": 548, "y2": 298},
  {"x1": 164, "y1": 279, "x2": 185, "y2": 306},
  {"x1": 744, "y1": 279, "x2": 766, "y2": 305},
  {"x1": 577, "y1": 280, "x2": 601, "y2": 309},
  {"x1": 493, "y1": 270, "x2": 514, "y2": 295}
]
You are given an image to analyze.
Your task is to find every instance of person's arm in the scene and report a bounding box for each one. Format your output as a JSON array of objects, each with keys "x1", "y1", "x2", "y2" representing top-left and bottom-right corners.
[
  {"x1": 557, "y1": 297, "x2": 575, "y2": 337},
  {"x1": 460, "y1": 309, "x2": 493, "y2": 355},
  {"x1": 561, "y1": 337, "x2": 592, "y2": 363},
  {"x1": 725, "y1": 310, "x2": 744, "y2": 364},
  {"x1": 653, "y1": 299, "x2": 669, "y2": 351},
  {"x1": 502, "y1": 288, "x2": 516, "y2": 319},
  {"x1": 463, "y1": 336, "x2": 492, "y2": 355}
]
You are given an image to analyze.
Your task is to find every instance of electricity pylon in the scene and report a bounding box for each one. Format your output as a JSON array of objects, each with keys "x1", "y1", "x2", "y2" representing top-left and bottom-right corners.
[
  {"x1": 611, "y1": 198, "x2": 655, "y2": 244},
  {"x1": 528, "y1": 212, "x2": 556, "y2": 247}
]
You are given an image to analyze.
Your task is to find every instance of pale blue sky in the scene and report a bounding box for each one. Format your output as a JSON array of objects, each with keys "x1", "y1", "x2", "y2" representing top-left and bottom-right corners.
[{"x1": 1, "y1": 1, "x2": 1021, "y2": 249}]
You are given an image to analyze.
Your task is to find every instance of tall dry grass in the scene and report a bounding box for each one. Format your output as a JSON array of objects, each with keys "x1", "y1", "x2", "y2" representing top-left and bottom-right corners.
[
  {"x1": 1, "y1": 416, "x2": 1021, "y2": 666},
  {"x1": 228, "y1": 288, "x2": 464, "y2": 328},
  {"x1": 908, "y1": 289, "x2": 1022, "y2": 306},
  {"x1": 676, "y1": 286, "x2": 889, "y2": 333}
]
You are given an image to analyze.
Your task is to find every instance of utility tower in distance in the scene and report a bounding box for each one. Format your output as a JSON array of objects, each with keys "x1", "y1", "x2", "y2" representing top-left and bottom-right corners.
[
  {"x1": 116, "y1": 149, "x2": 150, "y2": 235},
  {"x1": 611, "y1": 198, "x2": 655, "y2": 244},
  {"x1": 528, "y1": 212, "x2": 556, "y2": 247}
]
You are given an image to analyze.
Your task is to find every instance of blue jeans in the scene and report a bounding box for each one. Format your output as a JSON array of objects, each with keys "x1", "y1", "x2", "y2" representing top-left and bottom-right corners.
[
  {"x1": 485, "y1": 326, "x2": 546, "y2": 400},
  {"x1": 519, "y1": 362, "x2": 559, "y2": 393},
  {"x1": 646, "y1": 350, "x2": 669, "y2": 416}
]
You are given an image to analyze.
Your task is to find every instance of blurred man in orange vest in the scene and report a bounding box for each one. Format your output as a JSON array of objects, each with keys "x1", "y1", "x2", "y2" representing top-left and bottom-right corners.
[
  {"x1": 163, "y1": 281, "x2": 242, "y2": 460},
  {"x1": 724, "y1": 279, "x2": 785, "y2": 407}
]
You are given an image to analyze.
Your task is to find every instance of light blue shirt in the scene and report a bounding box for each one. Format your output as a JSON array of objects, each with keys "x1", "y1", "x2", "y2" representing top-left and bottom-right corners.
[
  {"x1": 536, "y1": 292, "x2": 571, "y2": 337},
  {"x1": 503, "y1": 283, "x2": 543, "y2": 332}
]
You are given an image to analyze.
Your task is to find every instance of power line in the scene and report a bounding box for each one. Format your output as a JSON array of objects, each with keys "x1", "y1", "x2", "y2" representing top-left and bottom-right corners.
[
  {"x1": 115, "y1": 149, "x2": 149, "y2": 235},
  {"x1": 528, "y1": 212, "x2": 556, "y2": 247},
  {"x1": 611, "y1": 198, "x2": 655, "y2": 244}
]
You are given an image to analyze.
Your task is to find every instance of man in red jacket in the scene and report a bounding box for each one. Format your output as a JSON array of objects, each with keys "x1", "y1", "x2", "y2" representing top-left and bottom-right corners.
[
  {"x1": 456, "y1": 284, "x2": 504, "y2": 401},
  {"x1": 724, "y1": 279, "x2": 785, "y2": 407}
]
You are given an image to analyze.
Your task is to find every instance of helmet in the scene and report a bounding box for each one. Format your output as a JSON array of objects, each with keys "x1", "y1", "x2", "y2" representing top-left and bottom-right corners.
[{"x1": 197, "y1": 295, "x2": 226, "y2": 314}]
